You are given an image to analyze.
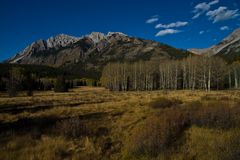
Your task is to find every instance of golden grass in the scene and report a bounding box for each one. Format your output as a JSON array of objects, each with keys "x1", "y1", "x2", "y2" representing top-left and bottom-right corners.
[
  {"x1": 0, "y1": 87, "x2": 240, "y2": 159},
  {"x1": 173, "y1": 126, "x2": 240, "y2": 160}
]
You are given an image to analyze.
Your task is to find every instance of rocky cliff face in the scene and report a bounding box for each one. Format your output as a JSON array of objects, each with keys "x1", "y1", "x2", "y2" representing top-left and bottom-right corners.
[
  {"x1": 87, "y1": 32, "x2": 105, "y2": 44},
  {"x1": 215, "y1": 29, "x2": 240, "y2": 61},
  {"x1": 8, "y1": 34, "x2": 80, "y2": 63},
  {"x1": 46, "y1": 34, "x2": 80, "y2": 49}
]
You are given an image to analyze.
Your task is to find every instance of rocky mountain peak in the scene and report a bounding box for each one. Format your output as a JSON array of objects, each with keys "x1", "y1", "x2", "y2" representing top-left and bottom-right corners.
[
  {"x1": 220, "y1": 28, "x2": 240, "y2": 46},
  {"x1": 86, "y1": 32, "x2": 128, "y2": 44},
  {"x1": 87, "y1": 32, "x2": 106, "y2": 44},
  {"x1": 227, "y1": 28, "x2": 240, "y2": 39},
  {"x1": 46, "y1": 34, "x2": 80, "y2": 49},
  {"x1": 107, "y1": 32, "x2": 127, "y2": 37},
  {"x1": 7, "y1": 34, "x2": 80, "y2": 63},
  {"x1": 209, "y1": 28, "x2": 240, "y2": 55},
  {"x1": 8, "y1": 39, "x2": 47, "y2": 63}
]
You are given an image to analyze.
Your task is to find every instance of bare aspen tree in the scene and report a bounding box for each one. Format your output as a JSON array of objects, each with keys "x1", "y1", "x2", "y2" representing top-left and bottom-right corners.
[
  {"x1": 211, "y1": 57, "x2": 227, "y2": 90},
  {"x1": 133, "y1": 63, "x2": 137, "y2": 90},
  {"x1": 100, "y1": 56, "x2": 231, "y2": 91},
  {"x1": 232, "y1": 62, "x2": 240, "y2": 89},
  {"x1": 182, "y1": 60, "x2": 187, "y2": 89}
]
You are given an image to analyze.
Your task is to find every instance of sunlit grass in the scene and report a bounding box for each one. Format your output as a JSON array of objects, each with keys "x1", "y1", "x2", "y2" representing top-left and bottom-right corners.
[{"x1": 0, "y1": 87, "x2": 240, "y2": 159}]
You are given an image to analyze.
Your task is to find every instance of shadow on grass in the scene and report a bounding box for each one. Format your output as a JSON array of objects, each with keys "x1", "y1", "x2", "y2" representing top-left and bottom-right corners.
[
  {"x1": 0, "y1": 112, "x2": 108, "y2": 136},
  {"x1": 0, "y1": 101, "x2": 107, "y2": 114}
]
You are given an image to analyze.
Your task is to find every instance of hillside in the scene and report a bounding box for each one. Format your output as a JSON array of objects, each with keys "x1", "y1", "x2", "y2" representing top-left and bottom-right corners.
[
  {"x1": 6, "y1": 32, "x2": 191, "y2": 78},
  {"x1": 188, "y1": 28, "x2": 240, "y2": 62}
]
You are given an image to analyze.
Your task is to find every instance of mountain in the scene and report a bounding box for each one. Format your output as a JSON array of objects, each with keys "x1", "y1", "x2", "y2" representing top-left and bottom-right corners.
[
  {"x1": 7, "y1": 34, "x2": 80, "y2": 64},
  {"x1": 188, "y1": 28, "x2": 240, "y2": 61},
  {"x1": 6, "y1": 32, "x2": 191, "y2": 78}
]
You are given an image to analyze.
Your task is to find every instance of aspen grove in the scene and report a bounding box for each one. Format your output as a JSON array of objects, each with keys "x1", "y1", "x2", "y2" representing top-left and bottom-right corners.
[{"x1": 100, "y1": 56, "x2": 240, "y2": 91}]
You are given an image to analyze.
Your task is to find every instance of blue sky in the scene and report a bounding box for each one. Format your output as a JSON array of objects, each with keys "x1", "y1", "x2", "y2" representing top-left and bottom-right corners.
[{"x1": 0, "y1": 0, "x2": 240, "y2": 61}]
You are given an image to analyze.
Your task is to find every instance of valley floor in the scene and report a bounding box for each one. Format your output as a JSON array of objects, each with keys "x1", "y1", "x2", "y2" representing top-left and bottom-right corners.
[{"x1": 0, "y1": 87, "x2": 240, "y2": 160}]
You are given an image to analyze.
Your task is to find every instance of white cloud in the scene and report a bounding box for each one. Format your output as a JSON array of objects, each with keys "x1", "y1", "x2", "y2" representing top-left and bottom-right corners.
[
  {"x1": 155, "y1": 21, "x2": 188, "y2": 29},
  {"x1": 192, "y1": 0, "x2": 219, "y2": 19},
  {"x1": 199, "y1": 30, "x2": 205, "y2": 34},
  {"x1": 209, "y1": 0, "x2": 219, "y2": 6},
  {"x1": 155, "y1": 29, "x2": 181, "y2": 37},
  {"x1": 146, "y1": 16, "x2": 159, "y2": 24},
  {"x1": 206, "y1": 6, "x2": 240, "y2": 23},
  {"x1": 220, "y1": 26, "x2": 229, "y2": 31}
]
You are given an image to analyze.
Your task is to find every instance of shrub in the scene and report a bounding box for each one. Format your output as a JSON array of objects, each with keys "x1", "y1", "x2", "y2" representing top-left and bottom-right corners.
[
  {"x1": 127, "y1": 107, "x2": 189, "y2": 158},
  {"x1": 149, "y1": 97, "x2": 182, "y2": 109},
  {"x1": 0, "y1": 77, "x2": 6, "y2": 91},
  {"x1": 54, "y1": 76, "x2": 68, "y2": 92},
  {"x1": 126, "y1": 100, "x2": 240, "y2": 158},
  {"x1": 201, "y1": 95, "x2": 217, "y2": 101},
  {"x1": 183, "y1": 126, "x2": 240, "y2": 160},
  {"x1": 95, "y1": 127, "x2": 109, "y2": 137},
  {"x1": 56, "y1": 117, "x2": 89, "y2": 138},
  {"x1": 191, "y1": 102, "x2": 240, "y2": 129},
  {"x1": 43, "y1": 81, "x2": 53, "y2": 91},
  {"x1": 25, "y1": 73, "x2": 35, "y2": 96},
  {"x1": 184, "y1": 100, "x2": 202, "y2": 110}
]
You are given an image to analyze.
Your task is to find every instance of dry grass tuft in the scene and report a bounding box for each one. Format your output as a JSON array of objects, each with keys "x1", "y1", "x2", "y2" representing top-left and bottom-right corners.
[
  {"x1": 55, "y1": 117, "x2": 90, "y2": 138},
  {"x1": 126, "y1": 107, "x2": 189, "y2": 158},
  {"x1": 149, "y1": 97, "x2": 182, "y2": 109}
]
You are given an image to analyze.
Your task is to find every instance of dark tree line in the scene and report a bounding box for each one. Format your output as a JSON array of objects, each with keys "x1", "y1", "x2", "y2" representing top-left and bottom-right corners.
[
  {"x1": 0, "y1": 67, "x2": 68, "y2": 97},
  {"x1": 1, "y1": 67, "x2": 51, "y2": 97},
  {"x1": 100, "y1": 56, "x2": 240, "y2": 91},
  {"x1": 1, "y1": 56, "x2": 240, "y2": 96},
  {"x1": 0, "y1": 65, "x2": 100, "y2": 97}
]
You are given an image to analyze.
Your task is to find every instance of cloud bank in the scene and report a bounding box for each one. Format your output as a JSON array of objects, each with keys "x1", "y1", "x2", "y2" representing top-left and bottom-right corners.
[
  {"x1": 207, "y1": 6, "x2": 240, "y2": 23},
  {"x1": 155, "y1": 29, "x2": 181, "y2": 37},
  {"x1": 192, "y1": 0, "x2": 219, "y2": 19},
  {"x1": 155, "y1": 21, "x2": 188, "y2": 29}
]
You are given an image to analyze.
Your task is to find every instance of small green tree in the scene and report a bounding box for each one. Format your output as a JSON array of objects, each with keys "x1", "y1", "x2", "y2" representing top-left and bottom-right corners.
[
  {"x1": 7, "y1": 67, "x2": 23, "y2": 97},
  {"x1": 25, "y1": 72, "x2": 35, "y2": 96},
  {"x1": 54, "y1": 75, "x2": 68, "y2": 92},
  {"x1": 0, "y1": 77, "x2": 6, "y2": 91}
]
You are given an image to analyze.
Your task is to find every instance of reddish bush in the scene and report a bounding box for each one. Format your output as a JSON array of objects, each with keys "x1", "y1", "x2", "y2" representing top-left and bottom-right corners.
[
  {"x1": 128, "y1": 107, "x2": 189, "y2": 157},
  {"x1": 191, "y1": 102, "x2": 240, "y2": 129},
  {"x1": 149, "y1": 97, "x2": 182, "y2": 109},
  {"x1": 56, "y1": 117, "x2": 89, "y2": 138}
]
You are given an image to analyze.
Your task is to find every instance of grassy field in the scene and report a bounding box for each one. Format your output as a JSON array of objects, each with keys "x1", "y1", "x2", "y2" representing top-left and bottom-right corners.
[{"x1": 0, "y1": 87, "x2": 240, "y2": 160}]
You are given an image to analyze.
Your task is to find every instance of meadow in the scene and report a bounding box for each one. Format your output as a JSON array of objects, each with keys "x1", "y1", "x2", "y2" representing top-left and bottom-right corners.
[{"x1": 0, "y1": 87, "x2": 240, "y2": 160}]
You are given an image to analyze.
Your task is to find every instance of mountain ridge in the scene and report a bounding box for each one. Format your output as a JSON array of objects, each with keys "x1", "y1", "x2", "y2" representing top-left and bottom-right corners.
[
  {"x1": 188, "y1": 28, "x2": 240, "y2": 58},
  {"x1": 6, "y1": 32, "x2": 131, "y2": 64},
  {"x1": 6, "y1": 28, "x2": 240, "y2": 78},
  {"x1": 6, "y1": 32, "x2": 191, "y2": 65},
  {"x1": 6, "y1": 31, "x2": 192, "y2": 78}
]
